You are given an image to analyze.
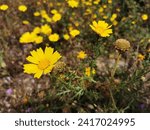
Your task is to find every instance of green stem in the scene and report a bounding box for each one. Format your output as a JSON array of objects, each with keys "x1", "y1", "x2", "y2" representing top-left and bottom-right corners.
[
  {"x1": 108, "y1": 86, "x2": 119, "y2": 112},
  {"x1": 111, "y1": 52, "x2": 121, "y2": 79},
  {"x1": 109, "y1": 52, "x2": 121, "y2": 112}
]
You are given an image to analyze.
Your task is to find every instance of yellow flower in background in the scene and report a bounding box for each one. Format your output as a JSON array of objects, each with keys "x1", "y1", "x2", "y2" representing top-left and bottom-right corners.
[
  {"x1": 93, "y1": 0, "x2": 101, "y2": 5},
  {"x1": 138, "y1": 54, "x2": 145, "y2": 61},
  {"x1": 116, "y1": 8, "x2": 120, "y2": 12},
  {"x1": 34, "y1": 36, "x2": 43, "y2": 44},
  {"x1": 22, "y1": 20, "x2": 30, "y2": 25},
  {"x1": 110, "y1": 13, "x2": 117, "y2": 22},
  {"x1": 41, "y1": 24, "x2": 52, "y2": 35},
  {"x1": 108, "y1": 0, "x2": 112, "y2": 4},
  {"x1": 92, "y1": 68, "x2": 96, "y2": 75},
  {"x1": 70, "y1": 29, "x2": 80, "y2": 38},
  {"x1": 141, "y1": 14, "x2": 148, "y2": 21},
  {"x1": 34, "y1": 11, "x2": 40, "y2": 16},
  {"x1": 49, "y1": 33, "x2": 59, "y2": 42},
  {"x1": 24, "y1": 47, "x2": 62, "y2": 78},
  {"x1": 77, "y1": 51, "x2": 87, "y2": 59},
  {"x1": 67, "y1": 0, "x2": 79, "y2": 8},
  {"x1": 20, "y1": 31, "x2": 43, "y2": 44},
  {"x1": 98, "y1": 7, "x2": 104, "y2": 13},
  {"x1": 18, "y1": 5, "x2": 27, "y2": 12},
  {"x1": 63, "y1": 34, "x2": 70, "y2": 40},
  {"x1": 132, "y1": 21, "x2": 136, "y2": 24},
  {"x1": 103, "y1": 4, "x2": 107, "y2": 8},
  {"x1": 85, "y1": 67, "x2": 91, "y2": 77},
  {"x1": 102, "y1": 15, "x2": 108, "y2": 20},
  {"x1": 40, "y1": 10, "x2": 52, "y2": 23},
  {"x1": 19, "y1": 32, "x2": 36, "y2": 43},
  {"x1": 0, "y1": 4, "x2": 8, "y2": 11},
  {"x1": 90, "y1": 20, "x2": 112, "y2": 37},
  {"x1": 51, "y1": 9, "x2": 58, "y2": 14},
  {"x1": 52, "y1": 13, "x2": 62, "y2": 22},
  {"x1": 85, "y1": 67, "x2": 96, "y2": 77},
  {"x1": 112, "y1": 20, "x2": 118, "y2": 26},
  {"x1": 33, "y1": 27, "x2": 41, "y2": 34}
]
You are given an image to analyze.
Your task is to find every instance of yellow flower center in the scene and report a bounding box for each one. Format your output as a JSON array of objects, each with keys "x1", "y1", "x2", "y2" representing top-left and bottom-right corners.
[{"x1": 38, "y1": 59, "x2": 50, "y2": 70}]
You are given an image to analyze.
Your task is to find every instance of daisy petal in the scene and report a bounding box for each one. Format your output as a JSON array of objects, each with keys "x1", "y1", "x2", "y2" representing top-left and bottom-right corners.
[
  {"x1": 43, "y1": 65, "x2": 54, "y2": 74},
  {"x1": 26, "y1": 56, "x2": 39, "y2": 64},
  {"x1": 34, "y1": 70, "x2": 43, "y2": 78},
  {"x1": 23, "y1": 64, "x2": 39, "y2": 74},
  {"x1": 50, "y1": 51, "x2": 62, "y2": 65},
  {"x1": 45, "y1": 46, "x2": 54, "y2": 59}
]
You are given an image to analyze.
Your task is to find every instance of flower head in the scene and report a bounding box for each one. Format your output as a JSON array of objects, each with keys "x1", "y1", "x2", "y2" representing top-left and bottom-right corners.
[
  {"x1": 141, "y1": 14, "x2": 148, "y2": 21},
  {"x1": 67, "y1": 0, "x2": 79, "y2": 8},
  {"x1": 85, "y1": 67, "x2": 96, "y2": 77},
  {"x1": 70, "y1": 29, "x2": 80, "y2": 38},
  {"x1": 0, "y1": 4, "x2": 8, "y2": 11},
  {"x1": 6, "y1": 88, "x2": 13, "y2": 95},
  {"x1": 24, "y1": 47, "x2": 62, "y2": 78},
  {"x1": 49, "y1": 33, "x2": 60, "y2": 42},
  {"x1": 90, "y1": 20, "x2": 112, "y2": 37},
  {"x1": 114, "y1": 39, "x2": 131, "y2": 52},
  {"x1": 22, "y1": 20, "x2": 30, "y2": 25},
  {"x1": 138, "y1": 54, "x2": 145, "y2": 61},
  {"x1": 77, "y1": 51, "x2": 87, "y2": 59},
  {"x1": 52, "y1": 13, "x2": 62, "y2": 22},
  {"x1": 41, "y1": 24, "x2": 52, "y2": 35},
  {"x1": 18, "y1": 5, "x2": 27, "y2": 12},
  {"x1": 19, "y1": 32, "x2": 37, "y2": 43},
  {"x1": 34, "y1": 11, "x2": 40, "y2": 16},
  {"x1": 63, "y1": 34, "x2": 70, "y2": 40}
]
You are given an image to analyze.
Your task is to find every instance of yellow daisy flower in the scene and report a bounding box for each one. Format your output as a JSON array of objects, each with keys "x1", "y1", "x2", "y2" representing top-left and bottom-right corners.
[
  {"x1": 137, "y1": 54, "x2": 145, "y2": 61},
  {"x1": 41, "y1": 24, "x2": 52, "y2": 35},
  {"x1": 63, "y1": 34, "x2": 70, "y2": 40},
  {"x1": 52, "y1": 13, "x2": 62, "y2": 22},
  {"x1": 141, "y1": 14, "x2": 148, "y2": 21},
  {"x1": 19, "y1": 32, "x2": 36, "y2": 43},
  {"x1": 67, "y1": 0, "x2": 79, "y2": 8},
  {"x1": 24, "y1": 47, "x2": 62, "y2": 78},
  {"x1": 18, "y1": 5, "x2": 27, "y2": 12},
  {"x1": 34, "y1": 11, "x2": 40, "y2": 16},
  {"x1": 22, "y1": 20, "x2": 30, "y2": 25},
  {"x1": 70, "y1": 29, "x2": 80, "y2": 38},
  {"x1": 49, "y1": 33, "x2": 59, "y2": 42},
  {"x1": 90, "y1": 20, "x2": 112, "y2": 37},
  {"x1": 0, "y1": 4, "x2": 9, "y2": 11},
  {"x1": 85, "y1": 67, "x2": 96, "y2": 77},
  {"x1": 77, "y1": 51, "x2": 87, "y2": 59}
]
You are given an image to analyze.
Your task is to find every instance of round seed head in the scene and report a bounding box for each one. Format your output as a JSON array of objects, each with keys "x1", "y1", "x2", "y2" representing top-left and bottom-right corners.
[{"x1": 114, "y1": 39, "x2": 131, "y2": 51}]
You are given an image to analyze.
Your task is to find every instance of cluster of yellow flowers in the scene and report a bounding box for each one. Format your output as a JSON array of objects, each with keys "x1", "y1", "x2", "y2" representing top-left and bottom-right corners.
[
  {"x1": 66, "y1": 0, "x2": 79, "y2": 8},
  {"x1": 110, "y1": 13, "x2": 118, "y2": 26},
  {"x1": 62, "y1": 28, "x2": 80, "y2": 41},
  {"x1": 34, "y1": 9, "x2": 62, "y2": 23},
  {"x1": 0, "y1": 4, "x2": 28, "y2": 12},
  {"x1": 85, "y1": 67, "x2": 96, "y2": 77},
  {"x1": 19, "y1": 24, "x2": 60, "y2": 44},
  {"x1": 21, "y1": 18, "x2": 112, "y2": 78},
  {"x1": 15, "y1": 0, "x2": 148, "y2": 79}
]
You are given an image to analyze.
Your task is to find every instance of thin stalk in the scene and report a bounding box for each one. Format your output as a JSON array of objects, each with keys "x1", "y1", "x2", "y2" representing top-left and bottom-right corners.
[{"x1": 111, "y1": 52, "x2": 121, "y2": 79}]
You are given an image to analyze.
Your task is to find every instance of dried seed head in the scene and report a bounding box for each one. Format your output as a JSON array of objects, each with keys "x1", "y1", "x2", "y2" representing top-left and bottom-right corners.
[
  {"x1": 114, "y1": 39, "x2": 131, "y2": 52},
  {"x1": 53, "y1": 61, "x2": 66, "y2": 73}
]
